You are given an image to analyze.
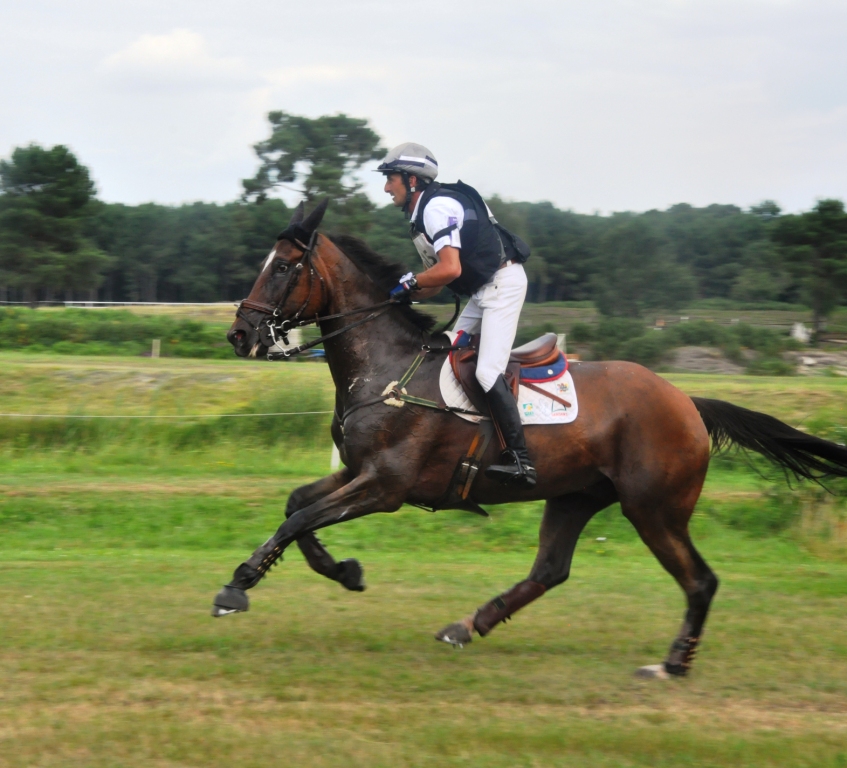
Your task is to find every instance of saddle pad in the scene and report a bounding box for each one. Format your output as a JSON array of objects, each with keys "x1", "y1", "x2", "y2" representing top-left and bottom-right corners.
[{"x1": 439, "y1": 356, "x2": 579, "y2": 425}]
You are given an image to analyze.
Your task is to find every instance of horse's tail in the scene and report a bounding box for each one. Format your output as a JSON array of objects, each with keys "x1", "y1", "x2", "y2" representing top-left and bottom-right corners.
[{"x1": 691, "y1": 397, "x2": 847, "y2": 483}]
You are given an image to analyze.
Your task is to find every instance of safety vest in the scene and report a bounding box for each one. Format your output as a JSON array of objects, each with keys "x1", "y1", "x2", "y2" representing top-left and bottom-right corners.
[{"x1": 409, "y1": 181, "x2": 529, "y2": 296}]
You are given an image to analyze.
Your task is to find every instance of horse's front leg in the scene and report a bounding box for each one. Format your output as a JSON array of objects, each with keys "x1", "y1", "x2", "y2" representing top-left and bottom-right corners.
[
  {"x1": 212, "y1": 469, "x2": 402, "y2": 616},
  {"x1": 286, "y1": 470, "x2": 367, "y2": 592}
]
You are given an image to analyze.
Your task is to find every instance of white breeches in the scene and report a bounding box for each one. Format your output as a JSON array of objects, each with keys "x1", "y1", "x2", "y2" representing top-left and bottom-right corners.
[{"x1": 452, "y1": 262, "x2": 528, "y2": 392}]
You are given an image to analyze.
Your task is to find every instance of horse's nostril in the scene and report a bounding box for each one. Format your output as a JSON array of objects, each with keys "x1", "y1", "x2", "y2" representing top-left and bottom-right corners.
[{"x1": 234, "y1": 330, "x2": 246, "y2": 342}]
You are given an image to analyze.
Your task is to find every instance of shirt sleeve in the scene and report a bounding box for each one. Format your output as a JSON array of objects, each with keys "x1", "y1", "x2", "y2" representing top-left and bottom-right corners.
[{"x1": 422, "y1": 197, "x2": 465, "y2": 254}]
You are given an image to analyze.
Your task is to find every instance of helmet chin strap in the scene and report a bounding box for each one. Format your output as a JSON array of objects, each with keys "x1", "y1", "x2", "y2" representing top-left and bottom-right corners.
[{"x1": 401, "y1": 172, "x2": 417, "y2": 217}]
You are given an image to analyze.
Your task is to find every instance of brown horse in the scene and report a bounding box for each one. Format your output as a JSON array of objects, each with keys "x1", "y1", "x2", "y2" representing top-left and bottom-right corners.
[{"x1": 216, "y1": 201, "x2": 847, "y2": 678}]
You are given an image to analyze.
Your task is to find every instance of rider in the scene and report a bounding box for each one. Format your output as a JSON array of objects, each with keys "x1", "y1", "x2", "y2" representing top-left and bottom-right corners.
[{"x1": 377, "y1": 142, "x2": 536, "y2": 489}]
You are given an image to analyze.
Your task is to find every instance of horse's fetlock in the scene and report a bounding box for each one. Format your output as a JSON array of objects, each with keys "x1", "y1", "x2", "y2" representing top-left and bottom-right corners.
[
  {"x1": 230, "y1": 563, "x2": 264, "y2": 590},
  {"x1": 336, "y1": 558, "x2": 366, "y2": 592},
  {"x1": 665, "y1": 635, "x2": 700, "y2": 675},
  {"x1": 473, "y1": 580, "x2": 546, "y2": 636}
]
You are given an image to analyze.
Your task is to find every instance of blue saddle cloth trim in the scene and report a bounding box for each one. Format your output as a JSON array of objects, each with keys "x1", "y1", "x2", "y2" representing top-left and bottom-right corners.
[
  {"x1": 520, "y1": 352, "x2": 567, "y2": 382},
  {"x1": 453, "y1": 330, "x2": 473, "y2": 348}
]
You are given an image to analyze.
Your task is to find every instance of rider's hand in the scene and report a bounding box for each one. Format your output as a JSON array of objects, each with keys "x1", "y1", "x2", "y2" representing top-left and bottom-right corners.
[{"x1": 390, "y1": 272, "x2": 418, "y2": 303}]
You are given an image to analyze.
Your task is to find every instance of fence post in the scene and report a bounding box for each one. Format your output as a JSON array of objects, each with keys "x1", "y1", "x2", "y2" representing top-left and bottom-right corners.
[{"x1": 151, "y1": 339, "x2": 161, "y2": 359}]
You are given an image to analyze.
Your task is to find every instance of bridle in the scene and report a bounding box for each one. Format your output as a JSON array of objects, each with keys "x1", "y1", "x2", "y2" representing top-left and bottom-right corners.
[{"x1": 235, "y1": 230, "x2": 398, "y2": 360}]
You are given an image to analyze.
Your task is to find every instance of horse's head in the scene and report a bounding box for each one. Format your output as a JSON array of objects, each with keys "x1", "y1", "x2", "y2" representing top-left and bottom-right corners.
[{"x1": 228, "y1": 200, "x2": 329, "y2": 358}]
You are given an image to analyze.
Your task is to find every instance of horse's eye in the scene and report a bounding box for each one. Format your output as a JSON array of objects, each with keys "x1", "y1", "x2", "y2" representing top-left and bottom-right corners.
[{"x1": 276, "y1": 263, "x2": 289, "y2": 274}]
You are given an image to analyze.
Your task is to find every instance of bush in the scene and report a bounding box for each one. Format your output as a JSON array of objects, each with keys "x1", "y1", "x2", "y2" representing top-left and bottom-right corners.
[
  {"x1": 618, "y1": 332, "x2": 671, "y2": 367},
  {"x1": 0, "y1": 307, "x2": 230, "y2": 359},
  {"x1": 746, "y1": 356, "x2": 796, "y2": 376},
  {"x1": 568, "y1": 322, "x2": 594, "y2": 343}
]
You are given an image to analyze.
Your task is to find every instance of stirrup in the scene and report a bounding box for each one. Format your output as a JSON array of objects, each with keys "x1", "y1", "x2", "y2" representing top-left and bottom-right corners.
[{"x1": 485, "y1": 450, "x2": 537, "y2": 489}]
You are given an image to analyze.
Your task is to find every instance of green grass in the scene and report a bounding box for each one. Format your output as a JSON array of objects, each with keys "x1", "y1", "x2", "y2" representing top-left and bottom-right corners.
[{"x1": 2, "y1": 355, "x2": 847, "y2": 766}]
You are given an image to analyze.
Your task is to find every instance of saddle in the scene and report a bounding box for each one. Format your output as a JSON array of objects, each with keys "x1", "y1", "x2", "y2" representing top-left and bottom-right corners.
[{"x1": 450, "y1": 332, "x2": 567, "y2": 415}]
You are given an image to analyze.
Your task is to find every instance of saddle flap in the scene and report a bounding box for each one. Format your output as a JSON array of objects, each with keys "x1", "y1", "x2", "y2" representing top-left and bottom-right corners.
[{"x1": 451, "y1": 336, "x2": 519, "y2": 415}]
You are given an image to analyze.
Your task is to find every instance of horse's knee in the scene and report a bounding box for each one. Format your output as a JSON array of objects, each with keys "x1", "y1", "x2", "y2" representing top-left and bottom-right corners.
[
  {"x1": 543, "y1": 570, "x2": 570, "y2": 589},
  {"x1": 285, "y1": 489, "x2": 308, "y2": 518},
  {"x1": 529, "y1": 556, "x2": 571, "y2": 589}
]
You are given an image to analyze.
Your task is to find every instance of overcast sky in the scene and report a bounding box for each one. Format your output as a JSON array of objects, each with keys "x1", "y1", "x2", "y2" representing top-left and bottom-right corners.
[{"x1": 2, "y1": 0, "x2": 845, "y2": 213}]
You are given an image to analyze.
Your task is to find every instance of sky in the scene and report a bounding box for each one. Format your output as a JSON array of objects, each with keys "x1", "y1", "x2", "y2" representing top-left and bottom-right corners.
[{"x1": 2, "y1": 0, "x2": 846, "y2": 214}]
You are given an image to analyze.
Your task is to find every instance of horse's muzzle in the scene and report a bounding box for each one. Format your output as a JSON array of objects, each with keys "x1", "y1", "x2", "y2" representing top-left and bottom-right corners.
[{"x1": 227, "y1": 321, "x2": 267, "y2": 359}]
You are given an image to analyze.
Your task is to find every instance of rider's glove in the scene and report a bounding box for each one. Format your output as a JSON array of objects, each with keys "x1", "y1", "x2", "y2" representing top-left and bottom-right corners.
[{"x1": 390, "y1": 272, "x2": 418, "y2": 303}]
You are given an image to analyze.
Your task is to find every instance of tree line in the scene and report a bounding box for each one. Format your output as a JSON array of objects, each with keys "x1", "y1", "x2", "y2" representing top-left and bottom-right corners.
[{"x1": 2, "y1": 112, "x2": 846, "y2": 330}]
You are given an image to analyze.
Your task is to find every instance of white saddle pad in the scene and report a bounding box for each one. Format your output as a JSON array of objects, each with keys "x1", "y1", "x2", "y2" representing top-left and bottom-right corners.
[{"x1": 438, "y1": 349, "x2": 579, "y2": 426}]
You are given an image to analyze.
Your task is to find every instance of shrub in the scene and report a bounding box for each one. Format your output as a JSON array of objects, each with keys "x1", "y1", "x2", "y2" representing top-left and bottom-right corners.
[{"x1": 0, "y1": 307, "x2": 230, "y2": 359}]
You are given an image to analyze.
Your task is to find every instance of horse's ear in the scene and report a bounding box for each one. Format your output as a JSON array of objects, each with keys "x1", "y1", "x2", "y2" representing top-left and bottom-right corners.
[
  {"x1": 288, "y1": 201, "x2": 305, "y2": 226},
  {"x1": 301, "y1": 199, "x2": 329, "y2": 235}
]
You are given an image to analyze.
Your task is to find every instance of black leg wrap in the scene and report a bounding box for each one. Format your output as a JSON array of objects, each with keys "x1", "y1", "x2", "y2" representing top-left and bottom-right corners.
[
  {"x1": 336, "y1": 558, "x2": 366, "y2": 592},
  {"x1": 664, "y1": 636, "x2": 700, "y2": 676},
  {"x1": 229, "y1": 562, "x2": 265, "y2": 590}
]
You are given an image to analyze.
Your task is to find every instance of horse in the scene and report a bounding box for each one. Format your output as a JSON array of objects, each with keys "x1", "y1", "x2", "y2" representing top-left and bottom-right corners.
[{"x1": 215, "y1": 200, "x2": 847, "y2": 678}]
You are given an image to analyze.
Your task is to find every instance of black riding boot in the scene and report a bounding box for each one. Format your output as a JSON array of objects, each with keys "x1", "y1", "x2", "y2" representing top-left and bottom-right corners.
[{"x1": 483, "y1": 374, "x2": 537, "y2": 489}]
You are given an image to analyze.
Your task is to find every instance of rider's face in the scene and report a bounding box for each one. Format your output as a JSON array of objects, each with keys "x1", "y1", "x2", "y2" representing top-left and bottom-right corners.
[{"x1": 384, "y1": 173, "x2": 410, "y2": 207}]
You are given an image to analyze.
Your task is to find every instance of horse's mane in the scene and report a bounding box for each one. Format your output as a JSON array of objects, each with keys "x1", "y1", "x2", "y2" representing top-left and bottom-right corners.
[{"x1": 328, "y1": 234, "x2": 436, "y2": 334}]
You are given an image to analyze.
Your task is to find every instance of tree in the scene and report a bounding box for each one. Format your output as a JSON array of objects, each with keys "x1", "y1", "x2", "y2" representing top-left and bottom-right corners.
[
  {"x1": 0, "y1": 144, "x2": 111, "y2": 302},
  {"x1": 242, "y1": 112, "x2": 384, "y2": 230},
  {"x1": 773, "y1": 199, "x2": 847, "y2": 333},
  {"x1": 592, "y1": 216, "x2": 695, "y2": 317}
]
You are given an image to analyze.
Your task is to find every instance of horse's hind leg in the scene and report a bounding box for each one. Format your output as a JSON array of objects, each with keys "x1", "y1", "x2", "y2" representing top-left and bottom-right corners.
[
  {"x1": 623, "y1": 503, "x2": 719, "y2": 678},
  {"x1": 435, "y1": 482, "x2": 616, "y2": 647}
]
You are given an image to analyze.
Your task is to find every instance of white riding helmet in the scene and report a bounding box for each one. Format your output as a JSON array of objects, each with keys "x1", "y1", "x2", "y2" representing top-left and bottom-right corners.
[{"x1": 375, "y1": 143, "x2": 439, "y2": 183}]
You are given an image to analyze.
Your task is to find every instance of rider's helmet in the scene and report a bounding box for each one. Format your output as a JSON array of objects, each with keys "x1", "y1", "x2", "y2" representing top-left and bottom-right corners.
[
  {"x1": 376, "y1": 143, "x2": 438, "y2": 214},
  {"x1": 376, "y1": 142, "x2": 439, "y2": 182}
]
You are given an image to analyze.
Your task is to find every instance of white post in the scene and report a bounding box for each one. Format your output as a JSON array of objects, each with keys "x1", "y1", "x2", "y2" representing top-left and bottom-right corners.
[
  {"x1": 557, "y1": 333, "x2": 567, "y2": 354},
  {"x1": 151, "y1": 339, "x2": 161, "y2": 359},
  {"x1": 330, "y1": 443, "x2": 341, "y2": 471}
]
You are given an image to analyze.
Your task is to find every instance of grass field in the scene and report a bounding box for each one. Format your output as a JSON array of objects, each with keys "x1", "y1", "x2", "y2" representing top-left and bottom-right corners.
[{"x1": 2, "y1": 353, "x2": 847, "y2": 766}]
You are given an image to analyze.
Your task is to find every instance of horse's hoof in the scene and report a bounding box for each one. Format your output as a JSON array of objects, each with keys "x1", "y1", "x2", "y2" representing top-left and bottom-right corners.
[
  {"x1": 211, "y1": 585, "x2": 249, "y2": 617},
  {"x1": 634, "y1": 664, "x2": 671, "y2": 680},
  {"x1": 337, "y1": 559, "x2": 365, "y2": 592},
  {"x1": 435, "y1": 622, "x2": 473, "y2": 648}
]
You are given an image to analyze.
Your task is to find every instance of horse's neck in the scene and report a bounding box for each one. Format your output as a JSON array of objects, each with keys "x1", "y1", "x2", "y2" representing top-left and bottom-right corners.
[{"x1": 319, "y1": 285, "x2": 422, "y2": 407}]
